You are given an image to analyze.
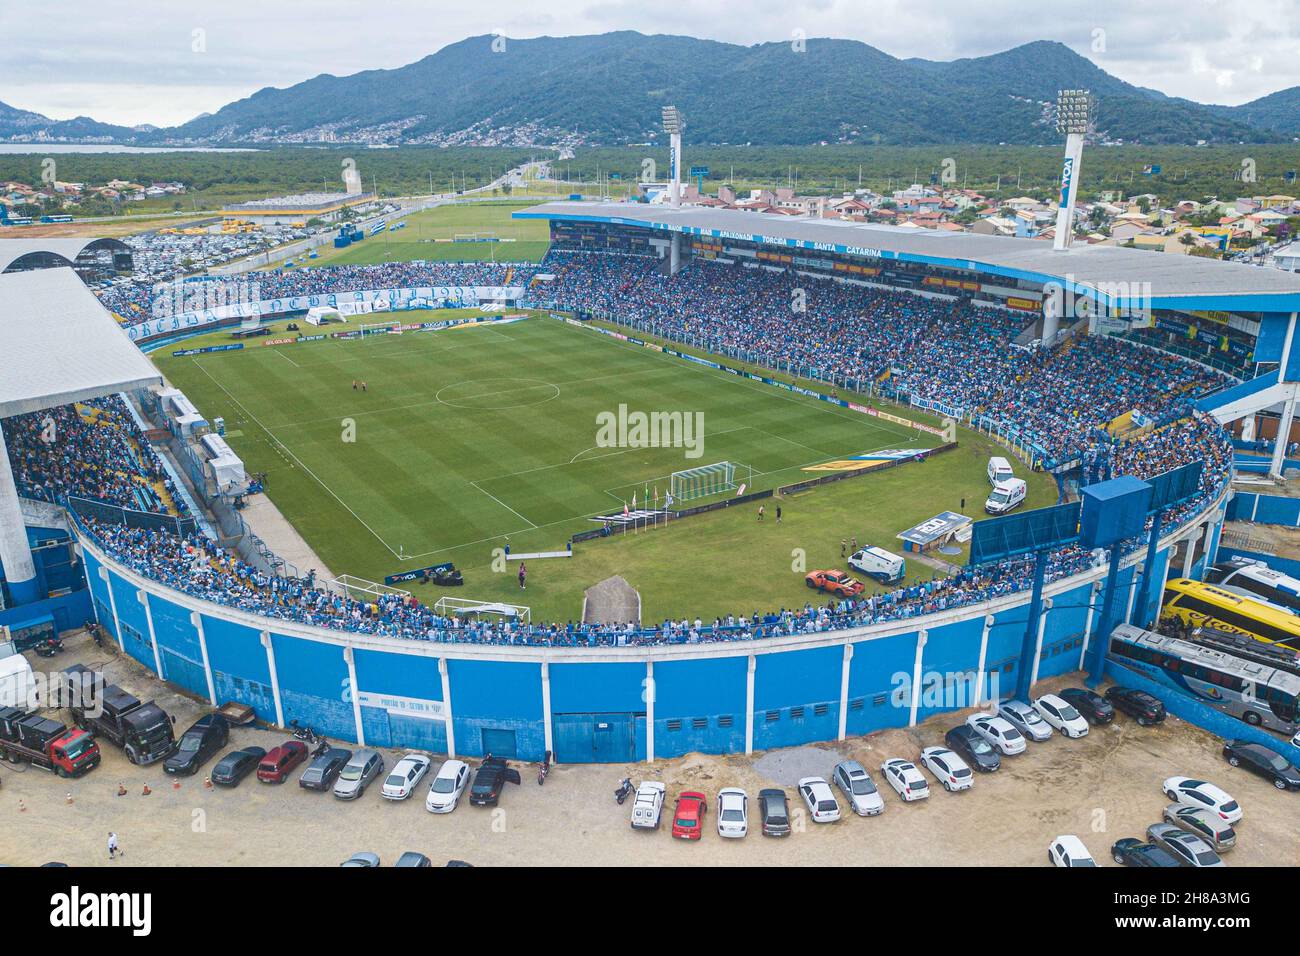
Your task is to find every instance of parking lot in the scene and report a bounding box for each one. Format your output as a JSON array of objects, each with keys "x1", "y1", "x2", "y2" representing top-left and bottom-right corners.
[{"x1": 2, "y1": 630, "x2": 1298, "y2": 867}]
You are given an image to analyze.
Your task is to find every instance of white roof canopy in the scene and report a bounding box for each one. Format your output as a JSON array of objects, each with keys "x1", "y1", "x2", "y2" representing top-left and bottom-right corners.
[{"x1": 0, "y1": 268, "x2": 162, "y2": 418}]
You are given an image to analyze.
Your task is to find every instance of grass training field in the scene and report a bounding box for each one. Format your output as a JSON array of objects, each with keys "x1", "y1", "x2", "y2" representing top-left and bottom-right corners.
[
  {"x1": 295, "y1": 200, "x2": 552, "y2": 268},
  {"x1": 153, "y1": 313, "x2": 1058, "y2": 622}
]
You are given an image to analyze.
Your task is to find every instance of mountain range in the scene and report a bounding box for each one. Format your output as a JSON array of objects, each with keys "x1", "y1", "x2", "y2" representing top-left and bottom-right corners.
[{"x1": 3, "y1": 33, "x2": 1297, "y2": 147}]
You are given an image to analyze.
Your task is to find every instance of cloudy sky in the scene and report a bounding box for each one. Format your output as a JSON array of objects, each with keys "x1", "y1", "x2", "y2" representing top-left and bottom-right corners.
[{"x1": 4, "y1": 0, "x2": 1296, "y2": 126}]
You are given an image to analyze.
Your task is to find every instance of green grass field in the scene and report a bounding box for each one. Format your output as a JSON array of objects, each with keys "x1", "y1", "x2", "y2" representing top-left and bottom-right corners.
[
  {"x1": 294, "y1": 201, "x2": 552, "y2": 268},
  {"x1": 153, "y1": 314, "x2": 1058, "y2": 622}
]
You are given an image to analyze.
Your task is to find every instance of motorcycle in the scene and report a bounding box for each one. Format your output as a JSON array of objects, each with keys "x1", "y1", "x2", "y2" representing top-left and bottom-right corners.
[
  {"x1": 33, "y1": 637, "x2": 64, "y2": 658},
  {"x1": 311, "y1": 739, "x2": 331, "y2": 759},
  {"x1": 537, "y1": 750, "x2": 551, "y2": 785},
  {"x1": 289, "y1": 720, "x2": 320, "y2": 744},
  {"x1": 614, "y1": 777, "x2": 634, "y2": 804}
]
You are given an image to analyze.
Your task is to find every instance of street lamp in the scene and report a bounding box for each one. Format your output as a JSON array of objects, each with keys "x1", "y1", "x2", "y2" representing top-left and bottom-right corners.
[
  {"x1": 1053, "y1": 89, "x2": 1092, "y2": 252},
  {"x1": 661, "y1": 106, "x2": 684, "y2": 209}
]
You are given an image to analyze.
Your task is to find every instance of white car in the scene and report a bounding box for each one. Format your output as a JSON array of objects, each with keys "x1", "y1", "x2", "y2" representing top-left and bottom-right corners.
[
  {"x1": 965, "y1": 713, "x2": 1027, "y2": 755},
  {"x1": 630, "y1": 781, "x2": 666, "y2": 830},
  {"x1": 424, "y1": 759, "x2": 470, "y2": 813},
  {"x1": 1162, "y1": 776, "x2": 1243, "y2": 824},
  {"x1": 832, "y1": 760, "x2": 885, "y2": 816},
  {"x1": 1048, "y1": 835, "x2": 1098, "y2": 867},
  {"x1": 881, "y1": 758, "x2": 930, "y2": 802},
  {"x1": 797, "y1": 776, "x2": 841, "y2": 823},
  {"x1": 997, "y1": 699, "x2": 1053, "y2": 742},
  {"x1": 1033, "y1": 694, "x2": 1090, "y2": 738},
  {"x1": 382, "y1": 753, "x2": 431, "y2": 800},
  {"x1": 919, "y1": 746, "x2": 973, "y2": 792},
  {"x1": 717, "y1": 787, "x2": 748, "y2": 838}
]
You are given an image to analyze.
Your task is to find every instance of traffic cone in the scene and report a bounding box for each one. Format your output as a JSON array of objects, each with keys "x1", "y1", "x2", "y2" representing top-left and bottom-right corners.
[
  {"x1": 203, "y1": 777, "x2": 213, "y2": 790},
  {"x1": 65, "y1": 792, "x2": 73, "y2": 805},
  {"x1": 117, "y1": 784, "x2": 127, "y2": 796},
  {"x1": 172, "y1": 779, "x2": 181, "y2": 790},
  {"x1": 141, "y1": 783, "x2": 151, "y2": 796}
]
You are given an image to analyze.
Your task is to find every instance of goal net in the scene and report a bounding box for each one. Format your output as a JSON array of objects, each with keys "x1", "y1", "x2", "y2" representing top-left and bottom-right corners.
[{"x1": 670, "y1": 461, "x2": 737, "y2": 502}]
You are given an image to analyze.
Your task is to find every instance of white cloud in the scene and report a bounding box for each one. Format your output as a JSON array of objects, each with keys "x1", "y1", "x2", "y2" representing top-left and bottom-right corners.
[{"x1": 1, "y1": 0, "x2": 1296, "y2": 126}]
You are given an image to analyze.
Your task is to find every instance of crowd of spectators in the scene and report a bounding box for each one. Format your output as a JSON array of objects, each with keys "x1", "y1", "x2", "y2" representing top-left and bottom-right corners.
[
  {"x1": 3, "y1": 396, "x2": 183, "y2": 516},
  {"x1": 24, "y1": 248, "x2": 1237, "y2": 648},
  {"x1": 96, "y1": 261, "x2": 539, "y2": 324}
]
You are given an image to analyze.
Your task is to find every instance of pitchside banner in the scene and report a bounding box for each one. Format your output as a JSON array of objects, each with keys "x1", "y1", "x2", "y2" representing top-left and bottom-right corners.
[{"x1": 125, "y1": 285, "x2": 527, "y2": 340}]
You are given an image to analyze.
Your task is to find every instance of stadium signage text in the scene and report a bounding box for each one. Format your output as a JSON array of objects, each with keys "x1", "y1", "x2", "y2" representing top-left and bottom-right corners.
[{"x1": 384, "y1": 562, "x2": 453, "y2": 585}]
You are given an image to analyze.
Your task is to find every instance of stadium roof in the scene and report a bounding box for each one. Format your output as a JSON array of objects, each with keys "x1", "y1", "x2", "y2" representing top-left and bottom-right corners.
[
  {"x1": 0, "y1": 268, "x2": 162, "y2": 418},
  {"x1": 517, "y1": 201, "x2": 1300, "y2": 312},
  {"x1": 0, "y1": 237, "x2": 130, "y2": 273}
]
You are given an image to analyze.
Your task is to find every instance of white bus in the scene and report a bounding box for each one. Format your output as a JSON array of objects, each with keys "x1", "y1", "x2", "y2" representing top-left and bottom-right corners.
[{"x1": 1205, "y1": 558, "x2": 1300, "y2": 616}]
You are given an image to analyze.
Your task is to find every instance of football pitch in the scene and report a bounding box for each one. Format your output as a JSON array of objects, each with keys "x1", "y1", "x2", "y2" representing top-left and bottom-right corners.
[{"x1": 154, "y1": 314, "x2": 1055, "y2": 621}]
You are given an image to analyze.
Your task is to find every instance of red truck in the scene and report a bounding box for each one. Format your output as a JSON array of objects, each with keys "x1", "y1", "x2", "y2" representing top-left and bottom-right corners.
[{"x1": 0, "y1": 706, "x2": 100, "y2": 777}]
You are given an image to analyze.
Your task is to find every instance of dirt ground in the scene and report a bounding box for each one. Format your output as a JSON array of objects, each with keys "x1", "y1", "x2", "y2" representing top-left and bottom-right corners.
[{"x1": 2, "y1": 630, "x2": 1298, "y2": 867}]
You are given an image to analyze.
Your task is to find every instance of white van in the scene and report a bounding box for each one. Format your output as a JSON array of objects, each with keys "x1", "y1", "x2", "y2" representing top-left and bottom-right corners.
[
  {"x1": 985, "y1": 477, "x2": 1027, "y2": 515},
  {"x1": 0, "y1": 643, "x2": 35, "y2": 709},
  {"x1": 848, "y1": 546, "x2": 906, "y2": 584},
  {"x1": 987, "y1": 456, "x2": 1015, "y2": 486}
]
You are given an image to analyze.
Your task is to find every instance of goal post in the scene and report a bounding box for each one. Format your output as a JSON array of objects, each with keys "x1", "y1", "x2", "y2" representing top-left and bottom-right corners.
[{"x1": 670, "y1": 461, "x2": 737, "y2": 502}]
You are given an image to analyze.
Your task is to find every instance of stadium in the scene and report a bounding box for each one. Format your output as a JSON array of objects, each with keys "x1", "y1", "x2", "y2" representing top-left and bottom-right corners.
[{"x1": 2, "y1": 146, "x2": 1299, "y2": 769}]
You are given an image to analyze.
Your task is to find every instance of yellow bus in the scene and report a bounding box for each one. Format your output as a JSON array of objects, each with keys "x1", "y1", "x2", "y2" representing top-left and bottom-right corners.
[{"x1": 1162, "y1": 578, "x2": 1300, "y2": 650}]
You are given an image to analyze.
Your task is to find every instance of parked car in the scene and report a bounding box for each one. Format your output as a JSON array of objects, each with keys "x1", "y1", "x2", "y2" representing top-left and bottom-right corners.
[
  {"x1": 1146, "y1": 823, "x2": 1226, "y2": 867},
  {"x1": 211, "y1": 746, "x2": 265, "y2": 787},
  {"x1": 382, "y1": 753, "x2": 432, "y2": 800},
  {"x1": 395, "y1": 852, "x2": 431, "y2": 868},
  {"x1": 881, "y1": 758, "x2": 929, "y2": 802},
  {"x1": 1222, "y1": 739, "x2": 1300, "y2": 791},
  {"x1": 1162, "y1": 777, "x2": 1243, "y2": 823},
  {"x1": 340, "y1": 852, "x2": 381, "y2": 867},
  {"x1": 425, "y1": 759, "x2": 470, "y2": 813},
  {"x1": 256, "y1": 741, "x2": 308, "y2": 784},
  {"x1": 1105, "y1": 686, "x2": 1166, "y2": 726},
  {"x1": 1048, "y1": 835, "x2": 1097, "y2": 867},
  {"x1": 1111, "y1": 838, "x2": 1181, "y2": 868},
  {"x1": 944, "y1": 725, "x2": 1000, "y2": 772},
  {"x1": 1161, "y1": 805, "x2": 1236, "y2": 851},
  {"x1": 919, "y1": 746, "x2": 973, "y2": 792},
  {"x1": 997, "y1": 700, "x2": 1052, "y2": 742},
  {"x1": 299, "y1": 747, "x2": 352, "y2": 791},
  {"x1": 804, "y1": 569, "x2": 865, "y2": 598},
  {"x1": 631, "y1": 781, "x2": 666, "y2": 830},
  {"x1": 717, "y1": 788, "x2": 748, "y2": 838},
  {"x1": 469, "y1": 756, "x2": 521, "y2": 806},
  {"x1": 758, "y1": 788, "x2": 791, "y2": 837},
  {"x1": 672, "y1": 791, "x2": 708, "y2": 840},
  {"x1": 1033, "y1": 694, "x2": 1090, "y2": 738},
  {"x1": 1059, "y1": 687, "x2": 1114, "y2": 725},
  {"x1": 832, "y1": 760, "x2": 884, "y2": 815},
  {"x1": 333, "y1": 749, "x2": 385, "y2": 800},
  {"x1": 164, "y1": 714, "x2": 229, "y2": 776},
  {"x1": 797, "y1": 777, "x2": 841, "y2": 823},
  {"x1": 965, "y1": 713, "x2": 1026, "y2": 755}
]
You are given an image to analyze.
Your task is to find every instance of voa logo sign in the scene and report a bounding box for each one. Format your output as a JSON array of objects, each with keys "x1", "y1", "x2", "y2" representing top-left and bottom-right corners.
[{"x1": 1058, "y1": 157, "x2": 1075, "y2": 209}]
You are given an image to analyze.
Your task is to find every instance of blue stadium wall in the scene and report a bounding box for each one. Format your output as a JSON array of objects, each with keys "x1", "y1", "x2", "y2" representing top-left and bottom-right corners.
[{"x1": 75, "y1": 490, "x2": 1227, "y2": 764}]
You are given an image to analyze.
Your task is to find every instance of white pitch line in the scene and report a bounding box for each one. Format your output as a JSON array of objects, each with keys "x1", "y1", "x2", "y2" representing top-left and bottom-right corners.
[
  {"x1": 469, "y1": 480, "x2": 537, "y2": 529},
  {"x1": 191, "y1": 359, "x2": 404, "y2": 559}
]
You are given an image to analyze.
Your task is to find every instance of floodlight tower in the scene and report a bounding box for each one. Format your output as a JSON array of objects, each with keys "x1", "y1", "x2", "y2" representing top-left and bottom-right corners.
[
  {"x1": 661, "y1": 105, "x2": 685, "y2": 274},
  {"x1": 1052, "y1": 89, "x2": 1091, "y2": 252}
]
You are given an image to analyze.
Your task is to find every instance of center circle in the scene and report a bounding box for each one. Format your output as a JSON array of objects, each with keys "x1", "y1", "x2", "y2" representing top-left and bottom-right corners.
[{"x1": 435, "y1": 378, "x2": 561, "y2": 410}]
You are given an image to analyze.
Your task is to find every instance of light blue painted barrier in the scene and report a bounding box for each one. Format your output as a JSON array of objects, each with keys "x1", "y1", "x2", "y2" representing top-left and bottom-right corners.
[{"x1": 1227, "y1": 492, "x2": 1300, "y2": 526}]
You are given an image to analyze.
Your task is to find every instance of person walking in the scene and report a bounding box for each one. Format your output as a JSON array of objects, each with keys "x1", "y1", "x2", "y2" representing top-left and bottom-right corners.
[
  {"x1": 518, "y1": 562, "x2": 527, "y2": 590},
  {"x1": 775, "y1": 505, "x2": 782, "y2": 523},
  {"x1": 757, "y1": 505, "x2": 765, "y2": 521},
  {"x1": 107, "y1": 831, "x2": 120, "y2": 860},
  {"x1": 840, "y1": 538, "x2": 847, "y2": 558}
]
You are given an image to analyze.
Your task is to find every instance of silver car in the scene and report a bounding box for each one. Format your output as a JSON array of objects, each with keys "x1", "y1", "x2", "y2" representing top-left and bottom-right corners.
[
  {"x1": 997, "y1": 700, "x2": 1053, "y2": 742},
  {"x1": 333, "y1": 749, "x2": 385, "y2": 801},
  {"x1": 1161, "y1": 805, "x2": 1236, "y2": 851},
  {"x1": 1146, "y1": 823, "x2": 1226, "y2": 867},
  {"x1": 833, "y1": 760, "x2": 884, "y2": 816}
]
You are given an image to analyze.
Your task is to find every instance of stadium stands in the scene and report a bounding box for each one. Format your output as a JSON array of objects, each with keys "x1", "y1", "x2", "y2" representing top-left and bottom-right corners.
[{"x1": 2, "y1": 249, "x2": 1233, "y2": 650}]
